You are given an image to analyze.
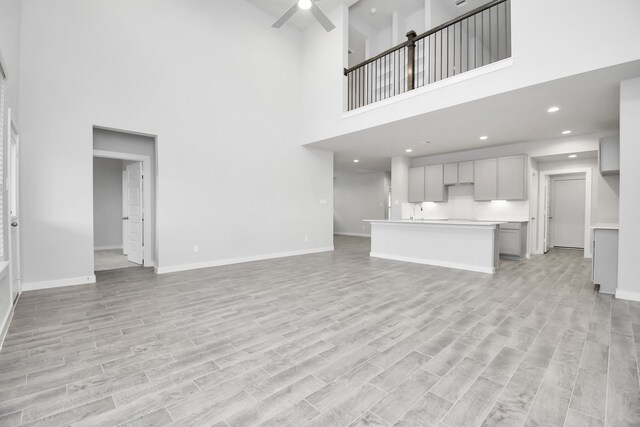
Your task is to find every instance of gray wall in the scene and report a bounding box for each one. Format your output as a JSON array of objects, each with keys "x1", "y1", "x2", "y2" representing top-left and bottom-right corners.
[
  {"x1": 334, "y1": 172, "x2": 388, "y2": 236},
  {"x1": 18, "y1": 0, "x2": 333, "y2": 284},
  {"x1": 93, "y1": 157, "x2": 123, "y2": 250}
]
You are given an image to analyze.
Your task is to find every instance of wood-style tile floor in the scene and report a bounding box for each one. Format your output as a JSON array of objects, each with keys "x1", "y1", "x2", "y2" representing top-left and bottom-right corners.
[{"x1": 1, "y1": 236, "x2": 640, "y2": 426}]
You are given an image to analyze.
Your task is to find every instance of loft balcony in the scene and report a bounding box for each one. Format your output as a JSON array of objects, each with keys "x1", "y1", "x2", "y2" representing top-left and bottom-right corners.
[{"x1": 345, "y1": 0, "x2": 511, "y2": 111}]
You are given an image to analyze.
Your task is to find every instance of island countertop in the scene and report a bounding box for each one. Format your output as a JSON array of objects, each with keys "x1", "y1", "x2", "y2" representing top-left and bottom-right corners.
[
  {"x1": 364, "y1": 219, "x2": 507, "y2": 227},
  {"x1": 364, "y1": 218, "x2": 504, "y2": 274}
]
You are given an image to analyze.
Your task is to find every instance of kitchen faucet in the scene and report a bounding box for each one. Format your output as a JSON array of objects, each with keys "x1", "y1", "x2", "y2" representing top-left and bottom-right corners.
[{"x1": 412, "y1": 203, "x2": 423, "y2": 220}]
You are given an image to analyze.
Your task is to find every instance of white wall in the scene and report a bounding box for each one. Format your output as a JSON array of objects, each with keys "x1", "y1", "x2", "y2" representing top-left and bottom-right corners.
[
  {"x1": 18, "y1": 0, "x2": 333, "y2": 285},
  {"x1": 93, "y1": 157, "x2": 123, "y2": 250},
  {"x1": 391, "y1": 156, "x2": 410, "y2": 219},
  {"x1": 617, "y1": 77, "x2": 640, "y2": 301},
  {"x1": 0, "y1": 0, "x2": 21, "y2": 346},
  {"x1": 334, "y1": 172, "x2": 388, "y2": 236},
  {"x1": 301, "y1": 0, "x2": 640, "y2": 145},
  {"x1": 411, "y1": 132, "x2": 606, "y2": 166}
]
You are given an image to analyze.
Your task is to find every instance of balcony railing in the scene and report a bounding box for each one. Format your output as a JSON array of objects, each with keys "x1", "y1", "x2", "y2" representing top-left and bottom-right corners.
[{"x1": 344, "y1": 0, "x2": 511, "y2": 111}]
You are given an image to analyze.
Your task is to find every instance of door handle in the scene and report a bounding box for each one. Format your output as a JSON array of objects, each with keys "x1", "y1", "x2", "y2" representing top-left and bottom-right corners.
[
  {"x1": 122, "y1": 217, "x2": 129, "y2": 221},
  {"x1": 11, "y1": 222, "x2": 18, "y2": 227}
]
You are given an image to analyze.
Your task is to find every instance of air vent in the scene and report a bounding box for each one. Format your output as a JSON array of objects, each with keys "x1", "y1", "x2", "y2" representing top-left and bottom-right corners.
[{"x1": 455, "y1": 0, "x2": 467, "y2": 6}]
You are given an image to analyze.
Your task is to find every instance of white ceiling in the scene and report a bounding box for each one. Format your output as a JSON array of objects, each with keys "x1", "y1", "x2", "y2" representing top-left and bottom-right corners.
[
  {"x1": 308, "y1": 61, "x2": 640, "y2": 173},
  {"x1": 350, "y1": 0, "x2": 424, "y2": 32},
  {"x1": 245, "y1": 0, "x2": 342, "y2": 31}
]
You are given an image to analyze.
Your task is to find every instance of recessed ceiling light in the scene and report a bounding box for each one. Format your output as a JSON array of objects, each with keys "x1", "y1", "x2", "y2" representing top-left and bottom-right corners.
[
  {"x1": 353, "y1": 159, "x2": 359, "y2": 163},
  {"x1": 405, "y1": 149, "x2": 413, "y2": 153},
  {"x1": 562, "y1": 130, "x2": 572, "y2": 135},
  {"x1": 547, "y1": 106, "x2": 560, "y2": 113},
  {"x1": 568, "y1": 154, "x2": 577, "y2": 158},
  {"x1": 298, "y1": 0, "x2": 312, "y2": 10},
  {"x1": 479, "y1": 136, "x2": 488, "y2": 140}
]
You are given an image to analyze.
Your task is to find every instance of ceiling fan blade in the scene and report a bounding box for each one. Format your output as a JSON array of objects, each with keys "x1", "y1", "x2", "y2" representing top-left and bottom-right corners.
[
  {"x1": 272, "y1": 2, "x2": 299, "y2": 29},
  {"x1": 309, "y1": 1, "x2": 336, "y2": 32}
]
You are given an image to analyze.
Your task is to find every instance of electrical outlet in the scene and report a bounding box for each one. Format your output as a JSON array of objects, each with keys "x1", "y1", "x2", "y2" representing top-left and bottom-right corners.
[
  {"x1": 193, "y1": 245, "x2": 199, "y2": 253},
  {"x1": 319, "y1": 199, "x2": 327, "y2": 205},
  {"x1": 304, "y1": 236, "x2": 308, "y2": 242}
]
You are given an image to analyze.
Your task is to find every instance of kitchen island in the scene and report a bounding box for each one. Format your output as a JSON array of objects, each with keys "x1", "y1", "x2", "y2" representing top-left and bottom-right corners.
[{"x1": 364, "y1": 219, "x2": 506, "y2": 274}]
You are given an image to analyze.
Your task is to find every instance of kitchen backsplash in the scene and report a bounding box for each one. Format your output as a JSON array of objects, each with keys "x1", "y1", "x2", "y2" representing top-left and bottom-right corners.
[{"x1": 402, "y1": 185, "x2": 530, "y2": 222}]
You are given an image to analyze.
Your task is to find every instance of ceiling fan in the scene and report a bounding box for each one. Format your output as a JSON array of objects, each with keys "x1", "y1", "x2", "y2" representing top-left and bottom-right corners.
[{"x1": 272, "y1": 0, "x2": 336, "y2": 32}]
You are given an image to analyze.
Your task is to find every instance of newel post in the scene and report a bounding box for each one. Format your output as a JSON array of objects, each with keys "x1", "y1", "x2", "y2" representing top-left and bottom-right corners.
[{"x1": 406, "y1": 30, "x2": 417, "y2": 91}]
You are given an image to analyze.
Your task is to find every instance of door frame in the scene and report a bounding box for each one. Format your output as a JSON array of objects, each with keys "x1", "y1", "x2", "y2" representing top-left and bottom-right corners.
[
  {"x1": 537, "y1": 167, "x2": 592, "y2": 258},
  {"x1": 549, "y1": 174, "x2": 587, "y2": 250},
  {"x1": 6, "y1": 108, "x2": 21, "y2": 301},
  {"x1": 93, "y1": 150, "x2": 154, "y2": 268}
]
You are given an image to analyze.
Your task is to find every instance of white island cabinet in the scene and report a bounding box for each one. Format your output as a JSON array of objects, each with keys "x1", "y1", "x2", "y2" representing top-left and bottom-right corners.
[
  {"x1": 592, "y1": 224, "x2": 619, "y2": 294},
  {"x1": 364, "y1": 220, "x2": 506, "y2": 274}
]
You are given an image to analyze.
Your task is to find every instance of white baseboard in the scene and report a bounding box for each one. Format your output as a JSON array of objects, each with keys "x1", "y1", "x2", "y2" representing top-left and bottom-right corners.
[
  {"x1": 156, "y1": 246, "x2": 335, "y2": 275},
  {"x1": 94, "y1": 246, "x2": 123, "y2": 251},
  {"x1": 334, "y1": 232, "x2": 371, "y2": 238},
  {"x1": 615, "y1": 289, "x2": 640, "y2": 302},
  {"x1": 369, "y1": 252, "x2": 495, "y2": 274},
  {"x1": 22, "y1": 275, "x2": 96, "y2": 292},
  {"x1": 0, "y1": 294, "x2": 18, "y2": 351}
]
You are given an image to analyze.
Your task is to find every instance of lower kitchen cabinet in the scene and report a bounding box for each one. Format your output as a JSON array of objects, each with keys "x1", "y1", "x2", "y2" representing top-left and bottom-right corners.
[
  {"x1": 592, "y1": 226, "x2": 619, "y2": 294},
  {"x1": 499, "y1": 222, "x2": 527, "y2": 260}
]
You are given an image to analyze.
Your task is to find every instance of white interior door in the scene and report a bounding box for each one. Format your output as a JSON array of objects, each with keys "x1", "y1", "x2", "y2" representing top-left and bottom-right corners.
[
  {"x1": 543, "y1": 176, "x2": 551, "y2": 253},
  {"x1": 7, "y1": 116, "x2": 20, "y2": 300},
  {"x1": 529, "y1": 170, "x2": 538, "y2": 254},
  {"x1": 126, "y1": 162, "x2": 143, "y2": 264},
  {"x1": 551, "y1": 177, "x2": 586, "y2": 248},
  {"x1": 122, "y1": 170, "x2": 128, "y2": 255}
]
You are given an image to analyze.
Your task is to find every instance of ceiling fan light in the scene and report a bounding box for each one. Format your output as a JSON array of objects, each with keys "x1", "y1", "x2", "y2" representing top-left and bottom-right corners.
[{"x1": 298, "y1": 0, "x2": 312, "y2": 10}]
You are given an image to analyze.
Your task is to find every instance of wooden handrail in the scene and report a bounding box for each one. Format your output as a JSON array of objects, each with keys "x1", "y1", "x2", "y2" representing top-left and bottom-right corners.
[{"x1": 344, "y1": 0, "x2": 508, "y2": 76}]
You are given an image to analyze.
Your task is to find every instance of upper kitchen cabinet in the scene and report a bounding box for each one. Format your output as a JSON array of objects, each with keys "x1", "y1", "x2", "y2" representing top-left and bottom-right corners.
[
  {"x1": 444, "y1": 161, "x2": 474, "y2": 185},
  {"x1": 458, "y1": 161, "x2": 474, "y2": 184},
  {"x1": 599, "y1": 136, "x2": 620, "y2": 175},
  {"x1": 444, "y1": 163, "x2": 458, "y2": 185},
  {"x1": 474, "y1": 158, "x2": 498, "y2": 201},
  {"x1": 408, "y1": 167, "x2": 425, "y2": 202},
  {"x1": 497, "y1": 155, "x2": 526, "y2": 200},
  {"x1": 425, "y1": 164, "x2": 446, "y2": 202}
]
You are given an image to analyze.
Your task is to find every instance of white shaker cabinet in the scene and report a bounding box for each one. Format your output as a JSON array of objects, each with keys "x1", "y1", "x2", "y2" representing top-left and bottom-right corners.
[
  {"x1": 474, "y1": 158, "x2": 498, "y2": 201},
  {"x1": 408, "y1": 167, "x2": 425, "y2": 202},
  {"x1": 444, "y1": 163, "x2": 458, "y2": 185},
  {"x1": 458, "y1": 161, "x2": 474, "y2": 184},
  {"x1": 497, "y1": 155, "x2": 526, "y2": 200},
  {"x1": 425, "y1": 164, "x2": 446, "y2": 202},
  {"x1": 599, "y1": 136, "x2": 620, "y2": 175}
]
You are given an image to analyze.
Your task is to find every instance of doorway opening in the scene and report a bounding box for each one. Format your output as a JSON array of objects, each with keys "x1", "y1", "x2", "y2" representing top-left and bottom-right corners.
[
  {"x1": 539, "y1": 170, "x2": 591, "y2": 257},
  {"x1": 92, "y1": 127, "x2": 156, "y2": 272}
]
